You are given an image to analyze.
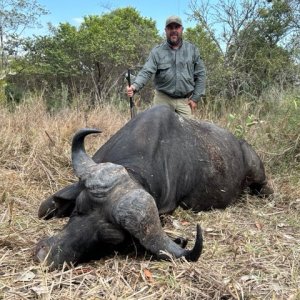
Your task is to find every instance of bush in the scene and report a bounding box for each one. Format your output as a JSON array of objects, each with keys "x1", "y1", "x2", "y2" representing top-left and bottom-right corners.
[
  {"x1": 5, "y1": 82, "x2": 23, "y2": 105},
  {"x1": 45, "y1": 83, "x2": 70, "y2": 113}
]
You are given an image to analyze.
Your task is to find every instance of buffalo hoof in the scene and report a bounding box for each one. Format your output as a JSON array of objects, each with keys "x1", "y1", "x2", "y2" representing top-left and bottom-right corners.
[{"x1": 34, "y1": 238, "x2": 51, "y2": 263}]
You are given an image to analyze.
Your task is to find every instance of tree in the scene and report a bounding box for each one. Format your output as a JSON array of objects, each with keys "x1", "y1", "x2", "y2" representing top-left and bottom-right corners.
[
  {"x1": 188, "y1": 0, "x2": 297, "y2": 99},
  {"x1": 0, "y1": 0, "x2": 48, "y2": 71},
  {"x1": 14, "y1": 7, "x2": 160, "y2": 106},
  {"x1": 0, "y1": 0, "x2": 48, "y2": 104},
  {"x1": 184, "y1": 25, "x2": 223, "y2": 97},
  {"x1": 77, "y1": 7, "x2": 160, "y2": 102}
]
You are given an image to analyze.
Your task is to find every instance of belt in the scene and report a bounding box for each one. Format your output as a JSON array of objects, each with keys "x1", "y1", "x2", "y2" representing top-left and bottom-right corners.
[{"x1": 163, "y1": 91, "x2": 193, "y2": 99}]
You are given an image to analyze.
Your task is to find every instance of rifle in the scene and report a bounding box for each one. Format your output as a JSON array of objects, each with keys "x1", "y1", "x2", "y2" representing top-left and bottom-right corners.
[{"x1": 126, "y1": 69, "x2": 136, "y2": 119}]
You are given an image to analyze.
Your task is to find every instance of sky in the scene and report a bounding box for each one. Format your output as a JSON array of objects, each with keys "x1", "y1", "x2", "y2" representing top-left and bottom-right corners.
[{"x1": 30, "y1": 0, "x2": 197, "y2": 36}]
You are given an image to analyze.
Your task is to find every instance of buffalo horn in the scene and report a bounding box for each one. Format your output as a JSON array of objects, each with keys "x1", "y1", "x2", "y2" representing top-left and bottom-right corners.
[
  {"x1": 71, "y1": 128, "x2": 102, "y2": 178},
  {"x1": 183, "y1": 224, "x2": 203, "y2": 261}
]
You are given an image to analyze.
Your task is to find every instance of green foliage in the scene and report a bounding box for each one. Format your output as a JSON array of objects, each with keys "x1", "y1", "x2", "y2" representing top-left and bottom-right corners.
[
  {"x1": 45, "y1": 83, "x2": 70, "y2": 113},
  {"x1": 258, "y1": 0, "x2": 293, "y2": 43},
  {"x1": 13, "y1": 7, "x2": 160, "y2": 106},
  {"x1": 264, "y1": 95, "x2": 300, "y2": 171},
  {"x1": 188, "y1": 0, "x2": 299, "y2": 100},
  {"x1": 184, "y1": 25, "x2": 223, "y2": 97},
  {"x1": 5, "y1": 82, "x2": 23, "y2": 104},
  {"x1": 0, "y1": 0, "x2": 48, "y2": 71},
  {"x1": 227, "y1": 113, "x2": 257, "y2": 138},
  {"x1": 0, "y1": 78, "x2": 7, "y2": 104},
  {"x1": 4, "y1": 2, "x2": 300, "y2": 109},
  {"x1": 228, "y1": 0, "x2": 295, "y2": 97},
  {"x1": 185, "y1": 25, "x2": 221, "y2": 61},
  {"x1": 228, "y1": 24, "x2": 293, "y2": 96},
  {"x1": 20, "y1": 24, "x2": 82, "y2": 76},
  {"x1": 79, "y1": 7, "x2": 159, "y2": 67}
]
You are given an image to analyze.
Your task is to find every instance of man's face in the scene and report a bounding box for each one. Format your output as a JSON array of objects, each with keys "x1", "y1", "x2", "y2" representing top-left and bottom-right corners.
[{"x1": 165, "y1": 23, "x2": 183, "y2": 46}]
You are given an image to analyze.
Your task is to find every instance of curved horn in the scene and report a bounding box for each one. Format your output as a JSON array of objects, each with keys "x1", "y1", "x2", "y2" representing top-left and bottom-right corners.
[
  {"x1": 183, "y1": 224, "x2": 203, "y2": 261},
  {"x1": 154, "y1": 224, "x2": 203, "y2": 262},
  {"x1": 71, "y1": 128, "x2": 102, "y2": 178},
  {"x1": 114, "y1": 189, "x2": 204, "y2": 262}
]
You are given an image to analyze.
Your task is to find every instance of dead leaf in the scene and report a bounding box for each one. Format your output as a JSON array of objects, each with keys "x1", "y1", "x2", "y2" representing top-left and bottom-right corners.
[
  {"x1": 255, "y1": 221, "x2": 263, "y2": 230},
  {"x1": 73, "y1": 266, "x2": 94, "y2": 275},
  {"x1": 181, "y1": 221, "x2": 190, "y2": 226},
  {"x1": 143, "y1": 268, "x2": 154, "y2": 283}
]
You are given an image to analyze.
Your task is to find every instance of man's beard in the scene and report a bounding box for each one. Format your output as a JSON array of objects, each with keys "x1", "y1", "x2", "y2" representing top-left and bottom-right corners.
[{"x1": 167, "y1": 36, "x2": 182, "y2": 46}]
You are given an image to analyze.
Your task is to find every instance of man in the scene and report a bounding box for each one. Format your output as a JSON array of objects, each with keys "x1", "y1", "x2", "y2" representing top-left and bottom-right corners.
[{"x1": 126, "y1": 15, "x2": 206, "y2": 118}]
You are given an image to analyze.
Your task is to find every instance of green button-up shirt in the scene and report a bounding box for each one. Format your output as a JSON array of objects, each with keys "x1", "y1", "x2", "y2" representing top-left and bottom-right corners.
[{"x1": 133, "y1": 40, "x2": 206, "y2": 102}]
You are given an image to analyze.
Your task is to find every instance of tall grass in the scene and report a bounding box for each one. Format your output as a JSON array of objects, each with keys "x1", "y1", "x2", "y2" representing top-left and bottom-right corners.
[
  {"x1": 197, "y1": 89, "x2": 299, "y2": 184},
  {"x1": 0, "y1": 89, "x2": 299, "y2": 299}
]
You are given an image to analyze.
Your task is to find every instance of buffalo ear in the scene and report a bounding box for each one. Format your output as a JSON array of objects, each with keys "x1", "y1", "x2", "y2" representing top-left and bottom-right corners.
[
  {"x1": 38, "y1": 183, "x2": 81, "y2": 219},
  {"x1": 38, "y1": 196, "x2": 56, "y2": 219},
  {"x1": 38, "y1": 196, "x2": 76, "y2": 220}
]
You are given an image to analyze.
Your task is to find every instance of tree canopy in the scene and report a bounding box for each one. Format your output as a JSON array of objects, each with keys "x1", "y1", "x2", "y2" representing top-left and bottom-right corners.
[
  {"x1": 188, "y1": 0, "x2": 299, "y2": 98},
  {"x1": 0, "y1": 0, "x2": 48, "y2": 71},
  {"x1": 12, "y1": 7, "x2": 160, "y2": 106},
  {"x1": 3, "y1": 0, "x2": 300, "y2": 108}
]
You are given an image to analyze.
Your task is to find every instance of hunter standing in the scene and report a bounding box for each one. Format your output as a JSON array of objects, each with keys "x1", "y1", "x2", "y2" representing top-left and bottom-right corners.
[{"x1": 126, "y1": 15, "x2": 206, "y2": 118}]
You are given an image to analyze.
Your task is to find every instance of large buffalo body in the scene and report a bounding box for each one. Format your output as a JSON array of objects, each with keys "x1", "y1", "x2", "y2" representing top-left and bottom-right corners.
[{"x1": 36, "y1": 105, "x2": 272, "y2": 268}]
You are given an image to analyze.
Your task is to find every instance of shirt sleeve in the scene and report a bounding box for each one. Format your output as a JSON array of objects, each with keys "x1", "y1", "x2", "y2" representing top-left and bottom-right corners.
[
  {"x1": 133, "y1": 50, "x2": 158, "y2": 92},
  {"x1": 191, "y1": 48, "x2": 206, "y2": 102}
]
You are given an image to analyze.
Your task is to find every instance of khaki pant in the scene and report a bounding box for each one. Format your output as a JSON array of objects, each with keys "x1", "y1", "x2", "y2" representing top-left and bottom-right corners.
[{"x1": 153, "y1": 90, "x2": 193, "y2": 119}]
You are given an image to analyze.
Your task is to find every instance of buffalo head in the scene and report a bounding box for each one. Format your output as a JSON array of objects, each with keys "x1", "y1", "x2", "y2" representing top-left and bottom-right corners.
[{"x1": 35, "y1": 129, "x2": 203, "y2": 268}]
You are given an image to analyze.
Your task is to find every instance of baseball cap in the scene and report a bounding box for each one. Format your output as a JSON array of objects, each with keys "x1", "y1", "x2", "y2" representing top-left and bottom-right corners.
[{"x1": 165, "y1": 16, "x2": 182, "y2": 27}]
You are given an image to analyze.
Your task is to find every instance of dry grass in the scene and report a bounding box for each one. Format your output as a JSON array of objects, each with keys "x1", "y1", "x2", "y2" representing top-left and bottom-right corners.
[{"x1": 0, "y1": 99, "x2": 299, "y2": 299}]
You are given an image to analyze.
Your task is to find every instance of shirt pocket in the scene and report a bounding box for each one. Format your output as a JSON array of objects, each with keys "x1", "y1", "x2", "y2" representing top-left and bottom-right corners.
[{"x1": 156, "y1": 62, "x2": 173, "y2": 81}]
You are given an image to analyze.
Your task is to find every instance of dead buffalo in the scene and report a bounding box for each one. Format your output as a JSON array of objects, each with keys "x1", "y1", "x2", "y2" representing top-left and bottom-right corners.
[{"x1": 35, "y1": 105, "x2": 272, "y2": 268}]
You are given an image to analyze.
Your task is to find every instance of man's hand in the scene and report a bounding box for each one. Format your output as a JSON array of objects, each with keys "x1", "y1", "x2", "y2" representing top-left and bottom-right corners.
[
  {"x1": 188, "y1": 99, "x2": 197, "y2": 111},
  {"x1": 126, "y1": 85, "x2": 135, "y2": 98}
]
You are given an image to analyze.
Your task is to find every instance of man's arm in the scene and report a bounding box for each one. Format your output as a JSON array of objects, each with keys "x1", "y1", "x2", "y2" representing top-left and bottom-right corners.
[
  {"x1": 191, "y1": 48, "x2": 206, "y2": 102},
  {"x1": 132, "y1": 50, "x2": 158, "y2": 92},
  {"x1": 126, "y1": 50, "x2": 158, "y2": 97}
]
